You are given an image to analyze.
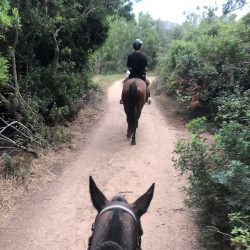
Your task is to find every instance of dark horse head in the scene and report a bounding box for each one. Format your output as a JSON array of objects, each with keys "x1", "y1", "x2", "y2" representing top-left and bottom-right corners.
[
  {"x1": 88, "y1": 176, "x2": 155, "y2": 250},
  {"x1": 122, "y1": 78, "x2": 147, "y2": 145}
]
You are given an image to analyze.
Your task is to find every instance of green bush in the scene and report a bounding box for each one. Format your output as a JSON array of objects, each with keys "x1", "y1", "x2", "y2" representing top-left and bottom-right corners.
[
  {"x1": 158, "y1": 8, "x2": 250, "y2": 250},
  {"x1": 0, "y1": 56, "x2": 8, "y2": 85},
  {"x1": 157, "y1": 14, "x2": 250, "y2": 115},
  {"x1": 47, "y1": 126, "x2": 71, "y2": 146},
  {"x1": 229, "y1": 212, "x2": 250, "y2": 249},
  {"x1": 216, "y1": 122, "x2": 250, "y2": 162},
  {"x1": 20, "y1": 62, "x2": 96, "y2": 126},
  {"x1": 2, "y1": 154, "x2": 33, "y2": 180},
  {"x1": 173, "y1": 117, "x2": 250, "y2": 249},
  {"x1": 215, "y1": 91, "x2": 250, "y2": 125}
]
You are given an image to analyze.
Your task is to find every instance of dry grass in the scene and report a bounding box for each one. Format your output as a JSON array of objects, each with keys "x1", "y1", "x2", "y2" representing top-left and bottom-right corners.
[
  {"x1": 0, "y1": 153, "x2": 55, "y2": 225},
  {"x1": 0, "y1": 178, "x2": 25, "y2": 225}
]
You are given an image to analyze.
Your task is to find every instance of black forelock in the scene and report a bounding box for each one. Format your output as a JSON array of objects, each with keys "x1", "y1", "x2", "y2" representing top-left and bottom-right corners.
[{"x1": 111, "y1": 196, "x2": 127, "y2": 203}]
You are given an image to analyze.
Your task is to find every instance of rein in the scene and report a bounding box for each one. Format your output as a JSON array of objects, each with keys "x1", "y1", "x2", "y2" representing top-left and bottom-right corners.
[{"x1": 88, "y1": 204, "x2": 142, "y2": 250}]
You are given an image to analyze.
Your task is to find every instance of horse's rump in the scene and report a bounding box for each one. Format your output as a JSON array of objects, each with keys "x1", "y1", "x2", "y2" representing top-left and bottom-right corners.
[{"x1": 122, "y1": 78, "x2": 147, "y2": 103}]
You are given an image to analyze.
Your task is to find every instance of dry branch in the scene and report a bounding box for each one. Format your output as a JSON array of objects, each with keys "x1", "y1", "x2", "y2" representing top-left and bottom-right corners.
[{"x1": 0, "y1": 118, "x2": 48, "y2": 157}]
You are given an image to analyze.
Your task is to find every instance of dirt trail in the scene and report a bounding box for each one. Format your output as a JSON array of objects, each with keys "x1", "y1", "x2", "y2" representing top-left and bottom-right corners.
[{"x1": 0, "y1": 80, "x2": 198, "y2": 250}]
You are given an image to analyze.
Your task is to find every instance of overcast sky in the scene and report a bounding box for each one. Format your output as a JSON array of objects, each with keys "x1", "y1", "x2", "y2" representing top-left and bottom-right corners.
[{"x1": 133, "y1": 0, "x2": 250, "y2": 24}]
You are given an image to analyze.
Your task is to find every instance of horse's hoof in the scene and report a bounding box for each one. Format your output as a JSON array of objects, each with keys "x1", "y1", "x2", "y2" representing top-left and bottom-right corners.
[
  {"x1": 127, "y1": 133, "x2": 131, "y2": 138},
  {"x1": 131, "y1": 141, "x2": 136, "y2": 145}
]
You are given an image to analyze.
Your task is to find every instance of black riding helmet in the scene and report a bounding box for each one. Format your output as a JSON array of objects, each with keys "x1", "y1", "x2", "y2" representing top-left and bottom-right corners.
[{"x1": 133, "y1": 39, "x2": 143, "y2": 50}]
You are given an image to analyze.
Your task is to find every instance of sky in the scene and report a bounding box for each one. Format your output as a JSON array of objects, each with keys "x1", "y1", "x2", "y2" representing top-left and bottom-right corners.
[{"x1": 133, "y1": 0, "x2": 250, "y2": 24}]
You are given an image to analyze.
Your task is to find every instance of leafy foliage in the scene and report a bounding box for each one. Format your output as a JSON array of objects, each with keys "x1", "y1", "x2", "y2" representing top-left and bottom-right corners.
[
  {"x1": 0, "y1": 0, "x2": 136, "y2": 179},
  {"x1": 223, "y1": 0, "x2": 248, "y2": 14},
  {"x1": 0, "y1": 0, "x2": 135, "y2": 129},
  {"x1": 157, "y1": 11, "x2": 250, "y2": 115},
  {"x1": 166, "y1": 7, "x2": 250, "y2": 249},
  {"x1": 229, "y1": 212, "x2": 250, "y2": 249},
  {"x1": 93, "y1": 13, "x2": 174, "y2": 74},
  {"x1": 174, "y1": 118, "x2": 250, "y2": 249},
  {"x1": 0, "y1": 0, "x2": 18, "y2": 85},
  {"x1": 2, "y1": 153, "x2": 33, "y2": 180},
  {"x1": 0, "y1": 56, "x2": 8, "y2": 85}
]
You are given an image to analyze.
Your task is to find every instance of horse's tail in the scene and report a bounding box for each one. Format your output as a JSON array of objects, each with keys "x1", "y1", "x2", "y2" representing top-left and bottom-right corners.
[{"x1": 128, "y1": 82, "x2": 137, "y2": 129}]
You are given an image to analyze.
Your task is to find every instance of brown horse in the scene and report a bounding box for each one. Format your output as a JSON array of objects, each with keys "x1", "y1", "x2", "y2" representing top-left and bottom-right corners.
[
  {"x1": 121, "y1": 78, "x2": 147, "y2": 145},
  {"x1": 88, "y1": 176, "x2": 155, "y2": 250}
]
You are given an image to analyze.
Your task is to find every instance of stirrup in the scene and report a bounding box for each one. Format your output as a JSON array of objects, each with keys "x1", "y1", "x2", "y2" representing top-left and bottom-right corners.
[
  {"x1": 147, "y1": 98, "x2": 152, "y2": 105},
  {"x1": 120, "y1": 99, "x2": 123, "y2": 104}
]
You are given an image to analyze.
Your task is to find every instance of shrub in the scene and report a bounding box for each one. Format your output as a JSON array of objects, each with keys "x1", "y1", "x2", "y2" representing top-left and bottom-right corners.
[
  {"x1": 215, "y1": 90, "x2": 250, "y2": 125},
  {"x1": 1, "y1": 153, "x2": 33, "y2": 180},
  {"x1": 173, "y1": 117, "x2": 250, "y2": 249},
  {"x1": 157, "y1": 15, "x2": 250, "y2": 115},
  {"x1": 229, "y1": 212, "x2": 250, "y2": 249},
  {"x1": 216, "y1": 122, "x2": 250, "y2": 162}
]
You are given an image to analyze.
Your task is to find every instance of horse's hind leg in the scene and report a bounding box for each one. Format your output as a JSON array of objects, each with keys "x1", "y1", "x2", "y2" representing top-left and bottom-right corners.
[
  {"x1": 127, "y1": 125, "x2": 133, "y2": 138},
  {"x1": 131, "y1": 128, "x2": 136, "y2": 145}
]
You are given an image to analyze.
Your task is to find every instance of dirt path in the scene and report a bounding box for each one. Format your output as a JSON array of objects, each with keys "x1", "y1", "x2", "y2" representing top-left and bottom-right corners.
[{"x1": 0, "y1": 80, "x2": 199, "y2": 250}]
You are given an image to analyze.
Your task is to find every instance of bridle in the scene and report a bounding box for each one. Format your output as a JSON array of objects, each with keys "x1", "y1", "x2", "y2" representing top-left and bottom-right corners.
[{"x1": 88, "y1": 204, "x2": 142, "y2": 250}]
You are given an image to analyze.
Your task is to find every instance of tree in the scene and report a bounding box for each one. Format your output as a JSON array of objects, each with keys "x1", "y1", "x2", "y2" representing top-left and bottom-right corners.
[
  {"x1": 223, "y1": 0, "x2": 248, "y2": 14},
  {"x1": 0, "y1": 0, "x2": 136, "y2": 127},
  {"x1": 94, "y1": 13, "x2": 166, "y2": 73},
  {"x1": 0, "y1": 0, "x2": 19, "y2": 110}
]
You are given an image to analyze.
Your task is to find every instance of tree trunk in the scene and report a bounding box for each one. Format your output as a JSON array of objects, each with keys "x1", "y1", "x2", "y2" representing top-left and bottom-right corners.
[
  {"x1": 50, "y1": 29, "x2": 60, "y2": 79},
  {"x1": 10, "y1": 26, "x2": 25, "y2": 115},
  {"x1": 11, "y1": 26, "x2": 19, "y2": 96}
]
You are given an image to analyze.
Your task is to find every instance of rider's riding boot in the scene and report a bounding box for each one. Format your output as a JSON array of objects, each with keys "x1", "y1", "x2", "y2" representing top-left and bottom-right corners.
[
  {"x1": 147, "y1": 98, "x2": 152, "y2": 105},
  {"x1": 146, "y1": 87, "x2": 151, "y2": 104}
]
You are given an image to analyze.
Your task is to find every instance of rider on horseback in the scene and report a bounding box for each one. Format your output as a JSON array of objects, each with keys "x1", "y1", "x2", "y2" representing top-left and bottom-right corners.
[{"x1": 120, "y1": 39, "x2": 151, "y2": 104}]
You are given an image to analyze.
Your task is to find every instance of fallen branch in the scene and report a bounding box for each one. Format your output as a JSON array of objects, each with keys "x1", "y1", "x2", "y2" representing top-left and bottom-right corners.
[
  {"x1": 206, "y1": 226, "x2": 232, "y2": 238},
  {"x1": 0, "y1": 149, "x2": 21, "y2": 159},
  {"x1": 206, "y1": 226, "x2": 249, "y2": 248},
  {"x1": 0, "y1": 118, "x2": 48, "y2": 146},
  {"x1": 0, "y1": 118, "x2": 48, "y2": 157},
  {"x1": 0, "y1": 134, "x2": 38, "y2": 157}
]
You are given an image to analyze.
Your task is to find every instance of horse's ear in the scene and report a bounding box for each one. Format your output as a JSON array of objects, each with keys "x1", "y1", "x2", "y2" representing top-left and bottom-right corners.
[
  {"x1": 132, "y1": 183, "x2": 155, "y2": 217},
  {"x1": 89, "y1": 176, "x2": 107, "y2": 213}
]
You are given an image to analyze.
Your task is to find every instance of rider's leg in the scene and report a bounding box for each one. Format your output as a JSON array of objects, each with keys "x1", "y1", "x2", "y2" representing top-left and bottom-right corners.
[
  {"x1": 123, "y1": 76, "x2": 129, "y2": 83},
  {"x1": 145, "y1": 77, "x2": 151, "y2": 104},
  {"x1": 147, "y1": 86, "x2": 150, "y2": 98}
]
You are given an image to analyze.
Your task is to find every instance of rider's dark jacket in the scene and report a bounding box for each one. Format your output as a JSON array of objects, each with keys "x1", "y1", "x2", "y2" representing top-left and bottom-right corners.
[{"x1": 127, "y1": 52, "x2": 148, "y2": 81}]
